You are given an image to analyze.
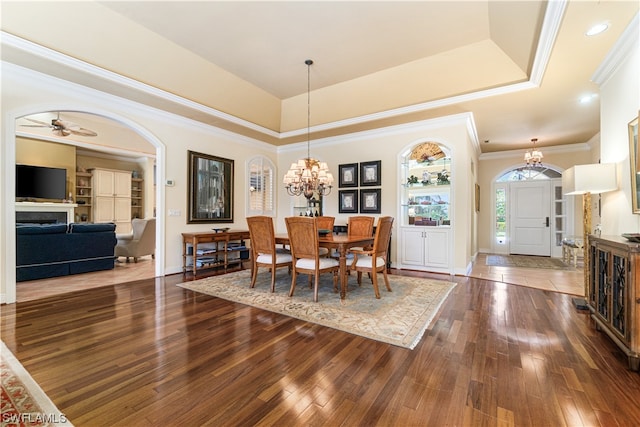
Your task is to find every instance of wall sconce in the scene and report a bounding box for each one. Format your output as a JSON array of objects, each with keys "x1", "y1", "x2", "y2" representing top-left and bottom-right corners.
[{"x1": 562, "y1": 163, "x2": 617, "y2": 308}]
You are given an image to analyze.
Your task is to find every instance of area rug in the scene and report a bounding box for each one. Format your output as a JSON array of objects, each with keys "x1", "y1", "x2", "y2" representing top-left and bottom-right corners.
[
  {"x1": 177, "y1": 270, "x2": 456, "y2": 349},
  {"x1": 486, "y1": 254, "x2": 569, "y2": 270},
  {"x1": 1, "y1": 341, "x2": 73, "y2": 426}
]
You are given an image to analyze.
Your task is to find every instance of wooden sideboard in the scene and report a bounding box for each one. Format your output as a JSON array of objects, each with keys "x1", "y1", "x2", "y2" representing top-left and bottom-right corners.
[{"x1": 588, "y1": 235, "x2": 640, "y2": 371}]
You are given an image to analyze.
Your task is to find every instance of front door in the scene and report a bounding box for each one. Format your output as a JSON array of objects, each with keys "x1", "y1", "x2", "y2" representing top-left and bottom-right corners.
[{"x1": 509, "y1": 180, "x2": 551, "y2": 256}]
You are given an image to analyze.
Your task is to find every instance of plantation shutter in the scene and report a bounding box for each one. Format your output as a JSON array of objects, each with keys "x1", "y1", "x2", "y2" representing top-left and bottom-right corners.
[{"x1": 247, "y1": 156, "x2": 275, "y2": 216}]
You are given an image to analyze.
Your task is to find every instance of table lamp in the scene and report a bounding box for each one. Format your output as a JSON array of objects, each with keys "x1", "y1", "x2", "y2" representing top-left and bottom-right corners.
[{"x1": 562, "y1": 163, "x2": 617, "y2": 309}]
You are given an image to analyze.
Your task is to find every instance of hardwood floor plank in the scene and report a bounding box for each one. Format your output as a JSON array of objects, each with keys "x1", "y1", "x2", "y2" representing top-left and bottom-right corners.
[{"x1": 3, "y1": 271, "x2": 640, "y2": 426}]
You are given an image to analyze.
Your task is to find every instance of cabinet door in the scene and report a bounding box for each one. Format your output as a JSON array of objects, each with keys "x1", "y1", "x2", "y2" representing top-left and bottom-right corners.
[
  {"x1": 114, "y1": 197, "x2": 131, "y2": 222},
  {"x1": 611, "y1": 251, "x2": 629, "y2": 339},
  {"x1": 401, "y1": 228, "x2": 425, "y2": 266},
  {"x1": 596, "y1": 248, "x2": 610, "y2": 320},
  {"x1": 94, "y1": 170, "x2": 115, "y2": 197},
  {"x1": 114, "y1": 171, "x2": 131, "y2": 198},
  {"x1": 94, "y1": 196, "x2": 115, "y2": 223},
  {"x1": 424, "y1": 229, "x2": 450, "y2": 267}
]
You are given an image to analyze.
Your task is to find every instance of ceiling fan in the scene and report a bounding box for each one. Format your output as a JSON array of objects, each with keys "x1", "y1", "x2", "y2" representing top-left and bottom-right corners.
[{"x1": 21, "y1": 113, "x2": 98, "y2": 137}]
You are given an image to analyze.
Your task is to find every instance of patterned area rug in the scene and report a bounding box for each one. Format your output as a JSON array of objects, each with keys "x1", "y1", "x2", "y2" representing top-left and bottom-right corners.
[
  {"x1": 486, "y1": 254, "x2": 569, "y2": 270},
  {"x1": 1, "y1": 342, "x2": 73, "y2": 426},
  {"x1": 178, "y1": 270, "x2": 456, "y2": 349}
]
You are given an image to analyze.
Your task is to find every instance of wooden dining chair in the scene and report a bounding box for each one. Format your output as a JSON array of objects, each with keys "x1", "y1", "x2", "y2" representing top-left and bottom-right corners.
[
  {"x1": 349, "y1": 216, "x2": 394, "y2": 298},
  {"x1": 285, "y1": 216, "x2": 339, "y2": 302},
  {"x1": 315, "y1": 216, "x2": 335, "y2": 257},
  {"x1": 335, "y1": 216, "x2": 375, "y2": 263},
  {"x1": 247, "y1": 216, "x2": 292, "y2": 292},
  {"x1": 316, "y1": 216, "x2": 335, "y2": 233},
  {"x1": 348, "y1": 215, "x2": 375, "y2": 239}
]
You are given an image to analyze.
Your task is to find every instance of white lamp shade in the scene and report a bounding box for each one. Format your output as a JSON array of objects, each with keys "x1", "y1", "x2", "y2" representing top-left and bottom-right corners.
[{"x1": 562, "y1": 163, "x2": 617, "y2": 195}]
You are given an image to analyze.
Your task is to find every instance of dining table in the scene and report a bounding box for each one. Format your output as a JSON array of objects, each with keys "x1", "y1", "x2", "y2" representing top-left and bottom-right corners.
[{"x1": 275, "y1": 233, "x2": 375, "y2": 300}]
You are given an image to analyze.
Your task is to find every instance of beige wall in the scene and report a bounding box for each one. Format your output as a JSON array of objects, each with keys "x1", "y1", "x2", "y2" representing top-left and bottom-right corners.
[{"x1": 599, "y1": 35, "x2": 640, "y2": 234}]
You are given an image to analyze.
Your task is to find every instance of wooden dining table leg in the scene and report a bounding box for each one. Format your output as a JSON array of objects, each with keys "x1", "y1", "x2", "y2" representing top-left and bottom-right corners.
[{"x1": 338, "y1": 244, "x2": 348, "y2": 299}]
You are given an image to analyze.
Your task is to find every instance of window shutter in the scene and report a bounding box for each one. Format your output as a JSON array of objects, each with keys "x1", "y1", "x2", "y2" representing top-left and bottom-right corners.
[{"x1": 247, "y1": 156, "x2": 275, "y2": 216}]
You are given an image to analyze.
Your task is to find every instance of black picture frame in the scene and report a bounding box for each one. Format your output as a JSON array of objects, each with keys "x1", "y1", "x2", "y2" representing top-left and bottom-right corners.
[
  {"x1": 360, "y1": 160, "x2": 381, "y2": 186},
  {"x1": 187, "y1": 150, "x2": 234, "y2": 223},
  {"x1": 338, "y1": 163, "x2": 358, "y2": 188},
  {"x1": 360, "y1": 188, "x2": 381, "y2": 214},
  {"x1": 338, "y1": 189, "x2": 358, "y2": 213}
]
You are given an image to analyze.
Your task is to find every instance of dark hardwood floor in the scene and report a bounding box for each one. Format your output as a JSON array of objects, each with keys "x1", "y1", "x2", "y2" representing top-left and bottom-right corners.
[{"x1": 2, "y1": 268, "x2": 639, "y2": 426}]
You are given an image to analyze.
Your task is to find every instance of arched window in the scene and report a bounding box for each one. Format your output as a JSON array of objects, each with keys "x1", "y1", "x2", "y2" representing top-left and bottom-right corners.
[
  {"x1": 496, "y1": 165, "x2": 561, "y2": 182},
  {"x1": 246, "y1": 156, "x2": 275, "y2": 216}
]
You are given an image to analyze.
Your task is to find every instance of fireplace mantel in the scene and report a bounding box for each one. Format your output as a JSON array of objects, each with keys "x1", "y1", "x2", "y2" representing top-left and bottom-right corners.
[{"x1": 16, "y1": 202, "x2": 77, "y2": 224}]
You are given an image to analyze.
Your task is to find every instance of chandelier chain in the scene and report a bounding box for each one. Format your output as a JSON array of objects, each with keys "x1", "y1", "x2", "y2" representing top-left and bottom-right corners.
[{"x1": 282, "y1": 59, "x2": 334, "y2": 199}]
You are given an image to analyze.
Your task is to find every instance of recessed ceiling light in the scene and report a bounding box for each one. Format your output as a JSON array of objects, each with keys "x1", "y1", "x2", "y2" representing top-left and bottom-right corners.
[
  {"x1": 579, "y1": 94, "x2": 598, "y2": 104},
  {"x1": 586, "y1": 22, "x2": 609, "y2": 36}
]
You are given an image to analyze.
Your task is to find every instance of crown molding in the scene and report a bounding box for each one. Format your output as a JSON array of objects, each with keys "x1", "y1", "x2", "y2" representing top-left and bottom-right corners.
[
  {"x1": 3, "y1": 61, "x2": 277, "y2": 154},
  {"x1": 278, "y1": 112, "x2": 477, "y2": 154},
  {"x1": 2, "y1": 0, "x2": 563, "y2": 143},
  {"x1": 1, "y1": 32, "x2": 281, "y2": 139},
  {"x1": 592, "y1": 12, "x2": 640, "y2": 86},
  {"x1": 479, "y1": 142, "x2": 591, "y2": 161}
]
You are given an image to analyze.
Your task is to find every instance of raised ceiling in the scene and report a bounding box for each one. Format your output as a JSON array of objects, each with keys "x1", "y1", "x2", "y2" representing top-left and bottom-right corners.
[{"x1": 2, "y1": 1, "x2": 638, "y2": 152}]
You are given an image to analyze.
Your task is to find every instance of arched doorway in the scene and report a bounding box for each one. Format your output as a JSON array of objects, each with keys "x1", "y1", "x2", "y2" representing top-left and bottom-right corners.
[
  {"x1": 4, "y1": 108, "x2": 166, "y2": 304},
  {"x1": 491, "y1": 165, "x2": 574, "y2": 257}
]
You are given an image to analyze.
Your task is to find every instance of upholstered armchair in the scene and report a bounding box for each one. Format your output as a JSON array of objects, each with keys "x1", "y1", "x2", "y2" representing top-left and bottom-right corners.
[{"x1": 115, "y1": 218, "x2": 155, "y2": 263}]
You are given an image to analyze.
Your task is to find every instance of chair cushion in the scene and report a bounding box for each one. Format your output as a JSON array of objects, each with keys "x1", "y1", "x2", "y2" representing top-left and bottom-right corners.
[
  {"x1": 318, "y1": 247, "x2": 329, "y2": 256},
  {"x1": 257, "y1": 253, "x2": 292, "y2": 264},
  {"x1": 296, "y1": 257, "x2": 339, "y2": 269},
  {"x1": 354, "y1": 255, "x2": 386, "y2": 268}
]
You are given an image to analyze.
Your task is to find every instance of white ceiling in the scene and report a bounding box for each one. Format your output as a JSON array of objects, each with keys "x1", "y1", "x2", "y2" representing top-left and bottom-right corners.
[{"x1": 3, "y1": 1, "x2": 639, "y2": 153}]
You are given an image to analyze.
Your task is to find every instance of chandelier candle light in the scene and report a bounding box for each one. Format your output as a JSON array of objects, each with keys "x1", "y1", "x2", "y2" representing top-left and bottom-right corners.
[
  {"x1": 283, "y1": 60, "x2": 334, "y2": 199},
  {"x1": 524, "y1": 138, "x2": 543, "y2": 167}
]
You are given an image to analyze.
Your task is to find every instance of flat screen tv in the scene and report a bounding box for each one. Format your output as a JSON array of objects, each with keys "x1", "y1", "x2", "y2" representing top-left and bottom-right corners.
[{"x1": 16, "y1": 164, "x2": 67, "y2": 201}]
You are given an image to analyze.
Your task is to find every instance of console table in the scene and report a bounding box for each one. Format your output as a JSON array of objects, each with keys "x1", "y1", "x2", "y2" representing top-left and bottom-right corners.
[{"x1": 182, "y1": 230, "x2": 250, "y2": 276}]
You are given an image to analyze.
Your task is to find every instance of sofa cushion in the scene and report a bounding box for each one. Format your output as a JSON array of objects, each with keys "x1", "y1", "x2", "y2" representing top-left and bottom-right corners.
[
  {"x1": 69, "y1": 223, "x2": 116, "y2": 233},
  {"x1": 16, "y1": 223, "x2": 68, "y2": 235}
]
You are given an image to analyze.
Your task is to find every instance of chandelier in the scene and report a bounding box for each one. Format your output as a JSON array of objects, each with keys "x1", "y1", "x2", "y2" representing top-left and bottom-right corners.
[
  {"x1": 524, "y1": 138, "x2": 543, "y2": 167},
  {"x1": 283, "y1": 59, "x2": 334, "y2": 199}
]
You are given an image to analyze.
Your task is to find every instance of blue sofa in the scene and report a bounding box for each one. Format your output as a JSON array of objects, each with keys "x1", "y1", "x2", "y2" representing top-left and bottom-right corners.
[{"x1": 16, "y1": 222, "x2": 117, "y2": 282}]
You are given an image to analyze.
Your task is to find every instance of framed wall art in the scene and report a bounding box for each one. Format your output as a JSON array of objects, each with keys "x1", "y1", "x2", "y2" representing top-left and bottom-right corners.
[
  {"x1": 360, "y1": 188, "x2": 381, "y2": 214},
  {"x1": 629, "y1": 113, "x2": 639, "y2": 214},
  {"x1": 338, "y1": 189, "x2": 358, "y2": 214},
  {"x1": 360, "y1": 160, "x2": 381, "y2": 186},
  {"x1": 188, "y1": 150, "x2": 234, "y2": 223},
  {"x1": 338, "y1": 163, "x2": 358, "y2": 187}
]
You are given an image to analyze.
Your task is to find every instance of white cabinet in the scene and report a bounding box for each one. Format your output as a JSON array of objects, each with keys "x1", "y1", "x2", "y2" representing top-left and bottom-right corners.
[
  {"x1": 400, "y1": 227, "x2": 451, "y2": 273},
  {"x1": 92, "y1": 168, "x2": 132, "y2": 234},
  {"x1": 94, "y1": 169, "x2": 131, "y2": 198},
  {"x1": 401, "y1": 155, "x2": 451, "y2": 227},
  {"x1": 398, "y1": 143, "x2": 453, "y2": 273}
]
